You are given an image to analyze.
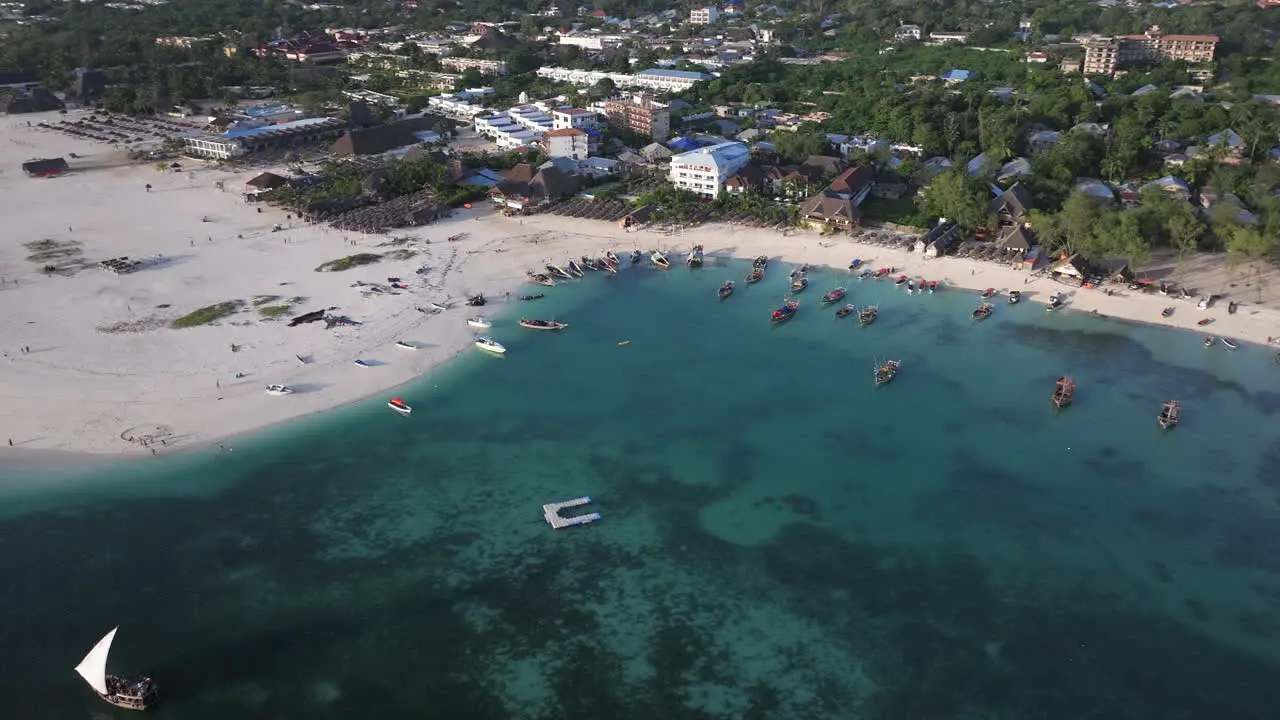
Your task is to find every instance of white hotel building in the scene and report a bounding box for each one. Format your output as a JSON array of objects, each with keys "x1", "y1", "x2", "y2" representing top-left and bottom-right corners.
[
  {"x1": 536, "y1": 67, "x2": 713, "y2": 93},
  {"x1": 474, "y1": 103, "x2": 560, "y2": 150},
  {"x1": 668, "y1": 141, "x2": 751, "y2": 198}
]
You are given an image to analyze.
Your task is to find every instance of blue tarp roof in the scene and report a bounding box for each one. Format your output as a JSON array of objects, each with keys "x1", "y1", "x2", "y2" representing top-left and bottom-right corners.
[{"x1": 668, "y1": 137, "x2": 699, "y2": 152}]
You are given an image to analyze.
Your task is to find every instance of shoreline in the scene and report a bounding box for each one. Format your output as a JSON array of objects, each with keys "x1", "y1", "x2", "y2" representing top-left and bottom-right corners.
[{"x1": 2, "y1": 114, "x2": 1278, "y2": 462}]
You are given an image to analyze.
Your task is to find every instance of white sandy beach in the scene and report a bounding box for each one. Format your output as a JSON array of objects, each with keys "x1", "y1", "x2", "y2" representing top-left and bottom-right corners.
[{"x1": 2, "y1": 111, "x2": 1278, "y2": 457}]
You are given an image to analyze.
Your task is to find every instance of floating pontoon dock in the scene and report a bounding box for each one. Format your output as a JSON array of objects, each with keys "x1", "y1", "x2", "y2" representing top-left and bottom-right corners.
[{"x1": 543, "y1": 496, "x2": 601, "y2": 529}]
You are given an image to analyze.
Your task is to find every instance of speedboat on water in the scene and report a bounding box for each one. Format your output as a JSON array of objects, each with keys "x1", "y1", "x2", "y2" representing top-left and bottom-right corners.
[
  {"x1": 387, "y1": 397, "x2": 412, "y2": 415},
  {"x1": 475, "y1": 337, "x2": 506, "y2": 354},
  {"x1": 264, "y1": 384, "x2": 293, "y2": 396}
]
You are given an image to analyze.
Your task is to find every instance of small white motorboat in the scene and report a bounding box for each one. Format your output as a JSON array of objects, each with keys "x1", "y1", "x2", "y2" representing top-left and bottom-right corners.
[
  {"x1": 264, "y1": 384, "x2": 293, "y2": 396},
  {"x1": 387, "y1": 397, "x2": 412, "y2": 415},
  {"x1": 468, "y1": 317, "x2": 492, "y2": 329},
  {"x1": 1222, "y1": 338, "x2": 1239, "y2": 350},
  {"x1": 354, "y1": 359, "x2": 373, "y2": 368},
  {"x1": 395, "y1": 340, "x2": 417, "y2": 350},
  {"x1": 475, "y1": 336, "x2": 506, "y2": 354}
]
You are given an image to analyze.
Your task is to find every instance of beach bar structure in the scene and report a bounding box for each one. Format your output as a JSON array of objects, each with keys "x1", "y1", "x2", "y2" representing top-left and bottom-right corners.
[
  {"x1": 182, "y1": 117, "x2": 348, "y2": 160},
  {"x1": 543, "y1": 496, "x2": 601, "y2": 529}
]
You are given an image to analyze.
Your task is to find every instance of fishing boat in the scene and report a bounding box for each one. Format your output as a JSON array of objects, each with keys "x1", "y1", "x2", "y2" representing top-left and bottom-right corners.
[
  {"x1": 687, "y1": 245, "x2": 704, "y2": 268},
  {"x1": 859, "y1": 305, "x2": 878, "y2": 325},
  {"x1": 545, "y1": 263, "x2": 572, "y2": 280},
  {"x1": 718, "y1": 281, "x2": 735, "y2": 300},
  {"x1": 858, "y1": 269, "x2": 874, "y2": 280},
  {"x1": 519, "y1": 318, "x2": 568, "y2": 330},
  {"x1": 790, "y1": 263, "x2": 809, "y2": 278},
  {"x1": 1222, "y1": 338, "x2": 1239, "y2": 350},
  {"x1": 770, "y1": 300, "x2": 799, "y2": 324},
  {"x1": 874, "y1": 359, "x2": 900, "y2": 387},
  {"x1": 835, "y1": 303, "x2": 855, "y2": 319},
  {"x1": 467, "y1": 317, "x2": 491, "y2": 329},
  {"x1": 605, "y1": 250, "x2": 621, "y2": 266},
  {"x1": 75, "y1": 627, "x2": 158, "y2": 711},
  {"x1": 906, "y1": 279, "x2": 916, "y2": 293},
  {"x1": 928, "y1": 281, "x2": 938, "y2": 293},
  {"x1": 790, "y1": 276, "x2": 809, "y2": 293},
  {"x1": 874, "y1": 267, "x2": 891, "y2": 278},
  {"x1": 598, "y1": 257, "x2": 618, "y2": 274},
  {"x1": 264, "y1": 384, "x2": 293, "y2": 396},
  {"x1": 1046, "y1": 292, "x2": 1064, "y2": 311},
  {"x1": 580, "y1": 256, "x2": 600, "y2": 271},
  {"x1": 821, "y1": 287, "x2": 846, "y2": 304},
  {"x1": 972, "y1": 303, "x2": 993, "y2": 321},
  {"x1": 651, "y1": 251, "x2": 671, "y2": 270},
  {"x1": 894, "y1": 274, "x2": 909, "y2": 287},
  {"x1": 566, "y1": 259, "x2": 585, "y2": 277},
  {"x1": 387, "y1": 397, "x2": 412, "y2": 415},
  {"x1": 630, "y1": 250, "x2": 644, "y2": 265},
  {"x1": 520, "y1": 294, "x2": 544, "y2": 301},
  {"x1": 1008, "y1": 290, "x2": 1021, "y2": 304},
  {"x1": 746, "y1": 266, "x2": 764, "y2": 284},
  {"x1": 1203, "y1": 336, "x2": 1215, "y2": 348},
  {"x1": 752, "y1": 255, "x2": 768, "y2": 268},
  {"x1": 981, "y1": 287, "x2": 996, "y2": 299},
  {"x1": 848, "y1": 258, "x2": 863, "y2": 270},
  {"x1": 1161, "y1": 306, "x2": 1174, "y2": 318},
  {"x1": 353, "y1": 359, "x2": 373, "y2": 367},
  {"x1": 1158, "y1": 400, "x2": 1181, "y2": 430},
  {"x1": 475, "y1": 336, "x2": 506, "y2": 354},
  {"x1": 526, "y1": 272, "x2": 556, "y2": 287},
  {"x1": 395, "y1": 340, "x2": 417, "y2": 350},
  {"x1": 1052, "y1": 376, "x2": 1076, "y2": 409}
]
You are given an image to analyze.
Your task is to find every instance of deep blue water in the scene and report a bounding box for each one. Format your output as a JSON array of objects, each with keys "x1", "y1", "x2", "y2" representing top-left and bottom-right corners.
[{"x1": 3, "y1": 257, "x2": 1280, "y2": 719}]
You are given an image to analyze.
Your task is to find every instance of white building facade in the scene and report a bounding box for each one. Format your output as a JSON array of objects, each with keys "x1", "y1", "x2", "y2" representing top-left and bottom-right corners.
[
  {"x1": 669, "y1": 141, "x2": 752, "y2": 198},
  {"x1": 543, "y1": 128, "x2": 589, "y2": 160},
  {"x1": 552, "y1": 108, "x2": 598, "y2": 131},
  {"x1": 690, "y1": 6, "x2": 718, "y2": 24}
]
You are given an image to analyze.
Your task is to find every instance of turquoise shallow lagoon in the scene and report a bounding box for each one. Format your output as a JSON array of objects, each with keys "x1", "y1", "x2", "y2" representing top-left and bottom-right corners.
[{"x1": 3, "y1": 257, "x2": 1280, "y2": 718}]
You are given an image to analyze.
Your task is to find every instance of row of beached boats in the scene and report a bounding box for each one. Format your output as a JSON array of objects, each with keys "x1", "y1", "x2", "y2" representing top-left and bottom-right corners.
[{"x1": 530, "y1": 250, "x2": 624, "y2": 286}]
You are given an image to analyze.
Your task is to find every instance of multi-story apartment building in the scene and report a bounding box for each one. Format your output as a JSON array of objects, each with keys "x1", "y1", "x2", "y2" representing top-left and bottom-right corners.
[
  {"x1": 542, "y1": 128, "x2": 589, "y2": 159},
  {"x1": 1082, "y1": 26, "x2": 1218, "y2": 76},
  {"x1": 669, "y1": 141, "x2": 752, "y2": 198},
  {"x1": 440, "y1": 57, "x2": 509, "y2": 75},
  {"x1": 552, "y1": 108, "x2": 598, "y2": 131},
  {"x1": 535, "y1": 67, "x2": 712, "y2": 93},
  {"x1": 603, "y1": 96, "x2": 670, "y2": 140},
  {"x1": 894, "y1": 24, "x2": 922, "y2": 41},
  {"x1": 690, "y1": 6, "x2": 718, "y2": 24}
]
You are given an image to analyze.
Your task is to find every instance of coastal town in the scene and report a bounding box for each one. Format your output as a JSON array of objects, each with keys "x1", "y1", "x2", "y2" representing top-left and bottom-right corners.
[{"x1": 3, "y1": 0, "x2": 1280, "y2": 456}]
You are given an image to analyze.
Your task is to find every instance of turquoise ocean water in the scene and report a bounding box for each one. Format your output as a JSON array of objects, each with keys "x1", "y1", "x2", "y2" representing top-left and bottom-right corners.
[{"x1": 3, "y1": 256, "x2": 1280, "y2": 719}]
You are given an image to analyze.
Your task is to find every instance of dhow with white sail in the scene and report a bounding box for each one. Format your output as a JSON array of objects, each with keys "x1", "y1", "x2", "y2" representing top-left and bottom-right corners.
[{"x1": 75, "y1": 626, "x2": 158, "y2": 710}]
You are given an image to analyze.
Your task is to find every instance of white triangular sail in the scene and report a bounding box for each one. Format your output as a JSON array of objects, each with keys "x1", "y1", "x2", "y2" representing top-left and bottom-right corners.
[{"x1": 75, "y1": 627, "x2": 117, "y2": 695}]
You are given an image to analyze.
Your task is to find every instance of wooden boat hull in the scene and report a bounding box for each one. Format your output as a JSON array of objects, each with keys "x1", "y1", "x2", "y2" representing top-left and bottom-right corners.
[
  {"x1": 519, "y1": 320, "x2": 567, "y2": 330},
  {"x1": 97, "y1": 692, "x2": 154, "y2": 711}
]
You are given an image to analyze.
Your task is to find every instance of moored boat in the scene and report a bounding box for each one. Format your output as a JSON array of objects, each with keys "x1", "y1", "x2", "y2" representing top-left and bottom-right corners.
[
  {"x1": 1008, "y1": 290, "x2": 1021, "y2": 304},
  {"x1": 980, "y1": 287, "x2": 996, "y2": 299},
  {"x1": 527, "y1": 271, "x2": 556, "y2": 287},
  {"x1": 790, "y1": 263, "x2": 809, "y2": 278},
  {"x1": 894, "y1": 274, "x2": 909, "y2": 287},
  {"x1": 264, "y1": 384, "x2": 293, "y2": 396},
  {"x1": 1052, "y1": 375, "x2": 1076, "y2": 408},
  {"x1": 1158, "y1": 400, "x2": 1181, "y2": 429},
  {"x1": 687, "y1": 244, "x2": 704, "y2": 268},
  {"x1": 580, "y1": 256, "x2": 600, "y2": 271},
  {"x1": 906, "y1": 279, "x2": 916, "y2": 293},
  {"x1": 835, "y1": 303, "x2": 855, "y2": 319},
  {"x1": 467, "y1": 317, "x2": 491, "y2": 329},
  {"x1": 1222, "y1": 337, "x2": 1238, "y2": 350},
  {"x1": 475, "y1": 336, "x2": 506, "y2": 353},
  {"x1": 651, "y1": 250, "x2": 671, "y2": 270},
  {"x1": 746, "y1": 266, "x2": 765, "y2": 284},
  {"x1": 821, "y1": 287, "x2": 846, "y2": 304},
  {"x1": 790, "y1": 277, "x2": 809, "y2": 293},
  {"x1": 75, "y1": 627, "x2": 158, "y2": 711},
  {"x1": 1046, "y1": 292, "x2": 1064, "y2": 311},
  {"x1": 874, "y1": 360, "x2": 900, "y2": 386},
  {"x1": 606, "y1": 250, "x2": 621, "y2": 266},
  {"x1": 972, "y1": 303, "x2": 993, "y2": 321},
  {"x1": 387, "y1": 397, "x2": 412, "y2": 415},
  {"x1": 630, "y1": 250, "x2": 644, "y2": 265},
  {"x1": 770, "y1": 300, "x2": 799, "y2": 324},
  {"x1": 566, "y1": 259, "x2": 585, "y2": 277},
  {"x1": 598, "y1": 257, "x2": 618, "y2": 274},
  {"x1": 928, "y1": 281, "x2": 938, "y2": 293},
  {"x1": 519, "y1": 293, "x2": 544, "y2": 301},
  {"x1": 546, "y1": 263, "x2": 572, "y2": 280},
  {"x1": 859, "y1": 305, "x2": 878, "y2": 325},
  {"x1": 752, "y1": 255, "x2": 768, "y2": 268},
  {"x1": 519, "y1": 318, "x2": 568, "y2": 330},
  {"x1": 858, "y1": 269, "x2": 874, "y2": 280},
  {"x1": 1203, "y1": 336, "x2": 1215, "y2": 348},
  {"x1": 718, "y1": 281, "x2": 735, "y2": 300}
]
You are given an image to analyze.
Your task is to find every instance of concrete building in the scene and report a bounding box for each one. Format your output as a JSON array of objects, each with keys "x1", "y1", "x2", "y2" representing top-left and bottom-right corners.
[
  {"x1": 182, "y1": 117, "x2": 347, "y2": 160},
  {"x1": 690, "y1": 6, "x2": 718, "y2": 24},
  {"x1": 1082, "y1": 26, "x2": 1218, "y2": 76},
  {"x1": 552, "y1": 108, "x2": 598, "y2": 131},
  {"x1": 542, "y1": 128, "x2": 589, "y2": 160},
  {"x1": 928, "y1": 31, "x2": 970, "y2": 45},
  {"x1": 894, "y1": 23, "x2": 922, "y2": 41},
  {"x1": 535, "y1": 66, "x2": 712, "y2": 93},
  {"x1": 440, "y1": 57, "x2": 509, "y2": 75},
  {"x1": 603, "y1": 96, "x2": 670, "y2": 140},
  {"x1": 558, "y1": 33, "x2": 622, "y2": 50},
  {"x1": 669, "y1": 141, "x2": 752, "y2": 197}
]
